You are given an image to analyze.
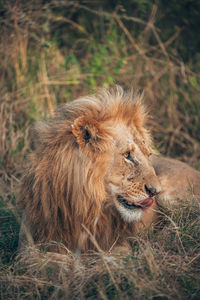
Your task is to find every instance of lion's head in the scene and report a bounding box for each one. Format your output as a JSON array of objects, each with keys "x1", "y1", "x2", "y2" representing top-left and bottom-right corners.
[{"x1": 17, "y1": 86, "x2": 161, "y2": 252}]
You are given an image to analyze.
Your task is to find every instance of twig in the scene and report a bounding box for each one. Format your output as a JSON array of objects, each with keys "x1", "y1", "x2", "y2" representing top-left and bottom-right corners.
[
  {"x1": 70, "y1": 2, "x2": 147, "y2": 26},
  {"x1": 186, "y1": 252, "x2": 200, "y2": 266},
  {"x1": 51, "y1": 16, "x2": 88, "y2": 34},
  {"x1": 155, "y1": 209, "x2": 187, "y2": 256},
  {"x1": 164, "y1": 28, "x2": 182, "y2": 49},
  {"x1": 81, "y1": 224, "x2": 121, "y2": 298},
  {"x1": 40, "y1": 52, "x2": 55, "y2": 116},
  {"x1": 114, "y1": 14, "x2": 149, "y2": 62},
  {"x1": 150, "y1": 25, "x2": 170, "y2": 61}
]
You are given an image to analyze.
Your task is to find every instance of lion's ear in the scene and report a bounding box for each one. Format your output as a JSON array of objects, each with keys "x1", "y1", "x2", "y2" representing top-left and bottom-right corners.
[{"x1": 72, "y1": 116, "x2": 110, "y2": 151}]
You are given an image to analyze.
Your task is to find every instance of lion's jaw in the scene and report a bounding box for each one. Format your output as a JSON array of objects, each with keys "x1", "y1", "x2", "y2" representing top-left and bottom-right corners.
[
  {"x1": 107, "y1": 123, "x2": 161, "y2": 223},
  {"x1": 115, "y1": 201, "x2": 143, "y2": 222},
  {"x1": 109, "y1": 183, "x2": 154, "y2": 222},
  {"x1": 116, "y1": 194, "x2": 155, "y2": 222}
]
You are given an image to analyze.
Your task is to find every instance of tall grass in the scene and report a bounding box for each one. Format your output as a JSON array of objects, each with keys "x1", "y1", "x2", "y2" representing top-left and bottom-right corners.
[
  {"x1": 1, "y1": 200, "x2": 200, "y2": 299},
  {"x1": 0, "y1": 1, "x2": 200, "y2": 299}
]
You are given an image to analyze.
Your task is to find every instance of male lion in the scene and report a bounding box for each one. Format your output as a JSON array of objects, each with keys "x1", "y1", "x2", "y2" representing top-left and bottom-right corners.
[{"x1": 17, "y1": 87, "x2": 200, "y2": 253}]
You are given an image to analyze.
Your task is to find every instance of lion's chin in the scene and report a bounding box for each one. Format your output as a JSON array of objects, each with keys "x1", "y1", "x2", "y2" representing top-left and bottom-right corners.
[
  {"x1": 116, "y1": 203, "x2": 143, "y2": 222},
  {"x1": 116, "y1": 195, "x2": 154, "y2": 223}
]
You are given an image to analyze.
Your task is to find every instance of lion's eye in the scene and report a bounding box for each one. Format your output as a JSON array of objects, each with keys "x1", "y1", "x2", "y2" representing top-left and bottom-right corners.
[
  {"x1": 123, "y1": 151, "x2": 139, "y2": 167},
  {"x1": 123, "y1": 151, "x2": 131, "y2": 160}
]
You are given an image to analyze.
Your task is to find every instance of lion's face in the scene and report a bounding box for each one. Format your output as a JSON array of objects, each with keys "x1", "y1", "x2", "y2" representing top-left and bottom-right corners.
[
  {"x1": 105, "y1": 123, "x2": 161, "y2": 222},
  {"x1": 72, "y1": 116, "x2": 161, "y2": 223}
]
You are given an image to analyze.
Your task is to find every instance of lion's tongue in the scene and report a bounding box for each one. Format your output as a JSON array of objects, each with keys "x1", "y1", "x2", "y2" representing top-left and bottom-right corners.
[{"x1": 134, "y1": 197, "x2": 154, "y2": 209}]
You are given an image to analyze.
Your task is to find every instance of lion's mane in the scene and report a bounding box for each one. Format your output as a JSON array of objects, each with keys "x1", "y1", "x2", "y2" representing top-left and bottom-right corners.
[{"x1": 17, "y1": 87, "x2": 151, "y2": 252}]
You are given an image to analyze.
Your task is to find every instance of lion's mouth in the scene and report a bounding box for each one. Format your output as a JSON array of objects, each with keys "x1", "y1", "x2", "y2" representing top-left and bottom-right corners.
[{"x1": 117, "y1": 195, "x2": 154, "y2": 210}]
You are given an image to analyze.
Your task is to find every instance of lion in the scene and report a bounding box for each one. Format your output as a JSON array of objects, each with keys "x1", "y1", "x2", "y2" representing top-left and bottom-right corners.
[
  {"x1": 152, "y1": 155, "x2": 200, "y2": 205},
  {"x1": 17, "y1": 86, "x2": 200, "y2": 253}
]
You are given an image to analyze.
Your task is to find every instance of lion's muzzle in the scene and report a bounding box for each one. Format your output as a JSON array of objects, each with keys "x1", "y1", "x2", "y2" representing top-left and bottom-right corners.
[{"x1": 117, "y1": 195, "x2": 154, "y2": 210}]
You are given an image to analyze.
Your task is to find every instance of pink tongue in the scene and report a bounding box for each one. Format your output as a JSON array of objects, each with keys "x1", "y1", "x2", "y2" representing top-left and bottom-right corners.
[{"x1": 134, "y1": 197, "x2": 154, "y2": 209}]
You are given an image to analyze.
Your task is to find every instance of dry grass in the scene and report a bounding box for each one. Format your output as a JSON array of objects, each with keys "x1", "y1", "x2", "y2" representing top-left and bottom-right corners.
[
  {"x1": 0, "y1": 1, "x2": 200, "y2": 299},
  {"x1": 1, "y1": 199, "x2": 200, "y2": 299}
]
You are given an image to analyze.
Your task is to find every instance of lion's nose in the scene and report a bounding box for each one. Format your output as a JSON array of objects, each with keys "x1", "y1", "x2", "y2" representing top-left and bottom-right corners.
[{"x1": 145, "y1": 185, "x2": 160, "y2": 197}]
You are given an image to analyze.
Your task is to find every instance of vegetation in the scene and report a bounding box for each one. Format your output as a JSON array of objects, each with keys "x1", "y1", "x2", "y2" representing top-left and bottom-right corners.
[{"x1": 0, "y1": 1, "x2": 200, "y2": 299}]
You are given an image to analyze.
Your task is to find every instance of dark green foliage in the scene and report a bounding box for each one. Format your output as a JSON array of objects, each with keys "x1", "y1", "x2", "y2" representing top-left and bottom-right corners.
[
  {"x1": 0, "y1": 195, "x2": 19, "y2": 264},
  {"x1": 50, "y1": 0, "x2": 200, "y2": 61}
]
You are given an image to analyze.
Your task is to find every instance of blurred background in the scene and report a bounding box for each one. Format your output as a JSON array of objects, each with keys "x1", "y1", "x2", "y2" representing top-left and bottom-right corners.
[{"x1": 0, "y1": 1, "x2": 200, "y2": 296}]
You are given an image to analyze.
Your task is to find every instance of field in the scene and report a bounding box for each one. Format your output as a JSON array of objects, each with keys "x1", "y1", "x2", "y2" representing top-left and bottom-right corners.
[{"x1": 0, "y1": 1, "x2": 200, "y2": 299}]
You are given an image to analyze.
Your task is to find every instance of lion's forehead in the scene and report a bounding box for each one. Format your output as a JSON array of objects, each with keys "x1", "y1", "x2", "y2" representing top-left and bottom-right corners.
[
  {"x1": 113, "y1": 123, "x2": 149, "y2": 155},
  {"x1": 113, "y1": 123, "x2": 133, "y2": 145}
]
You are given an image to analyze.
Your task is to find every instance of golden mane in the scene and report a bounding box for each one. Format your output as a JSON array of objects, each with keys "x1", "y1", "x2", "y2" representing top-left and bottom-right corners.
[{"x1": 17, "y1": 86, "x2": 153, "y2": 252}]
